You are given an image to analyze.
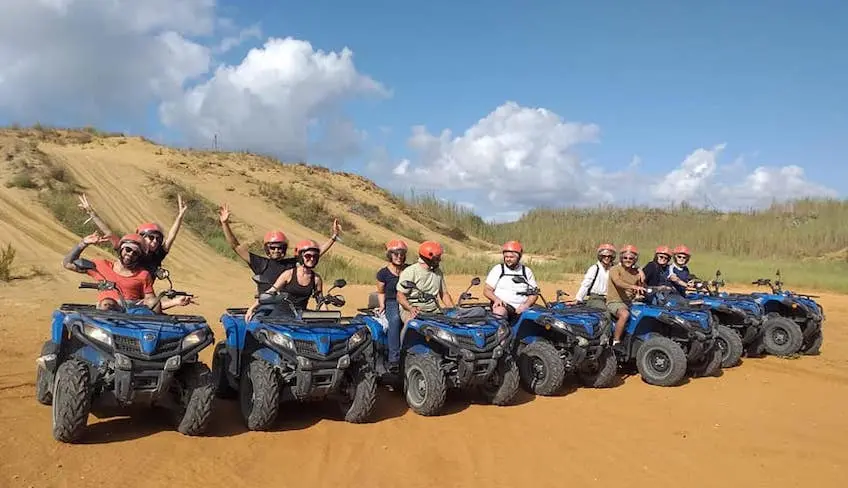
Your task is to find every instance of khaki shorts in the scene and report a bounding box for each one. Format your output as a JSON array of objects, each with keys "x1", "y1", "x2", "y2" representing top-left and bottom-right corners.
[
  {"x1": 585, "y1": 294, "x2": 607, "y2": 311},
  {"x1": 606, "y1": 301, "x2": 629, "y2": 316}
]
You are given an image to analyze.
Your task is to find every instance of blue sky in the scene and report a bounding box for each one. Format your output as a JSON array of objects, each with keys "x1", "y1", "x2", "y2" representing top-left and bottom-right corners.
[{"x1": 1, "y1": 0, "x2": 845, "y2": 220}]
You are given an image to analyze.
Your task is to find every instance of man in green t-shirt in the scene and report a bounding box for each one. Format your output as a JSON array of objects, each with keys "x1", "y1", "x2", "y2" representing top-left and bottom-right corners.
[{"x1": 396, "y1": 241, "x2": 455, "y2": 323}]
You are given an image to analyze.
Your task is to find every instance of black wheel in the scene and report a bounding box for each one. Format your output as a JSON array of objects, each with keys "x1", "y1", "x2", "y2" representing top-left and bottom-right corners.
[
  {"x1": 577, "y1": 347, "x2": 618, "y2": 388},
  {"x1": 800, "y1": 330, "x2": 823, "y2": 355},
  {"x1": 239, "y1": 360, "x2": 280, "y2": 431},
  {"x1": 762, "y1": 315, "x2": 803, "y2": 356},
  {"x1": 51, "y1": 359, "x2": 91, "y2": 443},
  {"x1": 479, "y1": 356, "x2": 520, "y2": 406},
  {"x1": 716, "y1": 325, "x2": 744, "y2": 368},
  {"x1": 404, "y1": 352, "x2": 447, "y2": 416},
  {"x1": 517, "y1": 340, "x2": 565, "y2": 396},
  {"x1": 35, "y1": 342, "x2": 54, "y2": 406},
  {"x1": 635, "y1": 336, "x2": 687, "y2": 387},
  {"x1": 688, "y1": 344, "x2": 723, "y2": 378},
  {"x1": 172, "y1": 362, "x2": 215, "y2": 436},
  {"x1": 338, "y1": 365, "x2": 377, "y2": 423},
  {"x1": 211, "y1": 341, "x2": 237, "y2": 399}
]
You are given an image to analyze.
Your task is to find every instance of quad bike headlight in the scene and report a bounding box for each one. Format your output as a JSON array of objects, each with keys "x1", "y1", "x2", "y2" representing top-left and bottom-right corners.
[
  {"x1": 181, "y1": 329, "x2": 206, "y2": 350},
  {"x1": 348, "y1": 328, "x2": 368, "y2": 349},
  {"x1": 428, "y1": 327, "x2": 457, "y2": 345},
  {"x1": 550, "y1": 319, "x2": 574, "y2": 334},
  {"x1": 261, "y1": 329, "x2": 294, "y2": 350},
  {"x1": 82, "y1": 323, "x2": 113, "y2": 347}
]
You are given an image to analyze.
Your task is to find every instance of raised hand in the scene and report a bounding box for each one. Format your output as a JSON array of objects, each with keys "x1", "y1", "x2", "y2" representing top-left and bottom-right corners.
[
  {"x1": 177, "y1": 194, "x2": 188, "y2": 217},
  {"x1": 77, "y1": 193, "x2": 93, "y2": 213},
  {"x1": 219, "y1": 203, "x2": 231, "y2": 224},
  {"x1": 82, "y1": 231, "x2": 108, "y2": 245},
  {"x1": 332, "y1": 218, "x2": 342, "y2": 237}
]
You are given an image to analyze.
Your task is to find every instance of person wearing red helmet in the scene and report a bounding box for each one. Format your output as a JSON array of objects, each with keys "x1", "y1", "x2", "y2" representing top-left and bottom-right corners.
[
  {"x1": 245, "y1": 239, "x2": 326, "y2": 321},
  {"x1": 61, "y1": 232, "x2": 192, "y2": 312},
  {"x1": 668, "y1": 244, "x2": 696, "y2": 294},
  {"x1": 217, "y1": 202, "x2": 341, "y2": 294},
  {"x1": 396, "y1": 241, "x2": 455, "y2": 323},
  {"x1": 77, "y1": 193, "x2": 189, "y2": 276},
  {"x1": 606, "y1": 244, "x2": 646, "y2": 347},
  {"x1": 375, "y1": 239, "x2": 410, "y2": 371},
  {"x1": 484, "y1": 241, "x2": 538, "y2": 322},
  {"x1": 574, "y1": 243, "x2": 617, "y2": 310},
  {"x1": 643, "y1": 245, "x2": 690, "y2": 290}
]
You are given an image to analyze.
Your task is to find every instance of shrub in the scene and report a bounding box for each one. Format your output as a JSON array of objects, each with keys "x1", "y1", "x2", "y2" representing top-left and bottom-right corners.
[{"x1": 0, "y1": 243, "x2": 15, "y2": 281}]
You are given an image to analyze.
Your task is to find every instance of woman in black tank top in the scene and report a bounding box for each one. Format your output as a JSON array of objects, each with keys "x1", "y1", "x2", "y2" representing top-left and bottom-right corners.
[{"x1": 245, "y1": 240, "x2": 325, "y2": 321}]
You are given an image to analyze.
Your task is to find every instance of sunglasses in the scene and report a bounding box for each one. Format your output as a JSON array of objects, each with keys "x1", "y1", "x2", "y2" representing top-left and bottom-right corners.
[
  {"x1": 675, "y1": 254, "x2": 689, "y2": 259},
  {"x1": 390, "y1": 250, "x2": 407, "y2": 255},
  {"x1": 121, "y1": 246, "x2": 140, "y2": 256},
  {"x1": 600, "y1": 254, "x2": 615, "y2": 259},
  {"x1": 143, "y1": 233, "x2": 163, "y2": 242},
  {"x1": 302, "y1": 253, "x2": 319, "y2": 260},
  {"x1": 621, "y1": 256, "x2": 636, "y2": 260},
  {"x1": 657, "y1": 254, "x2": 670, "y2": 260},
  {"x1": 267, "y1": 245, "x2": 285, "y2": 251}
]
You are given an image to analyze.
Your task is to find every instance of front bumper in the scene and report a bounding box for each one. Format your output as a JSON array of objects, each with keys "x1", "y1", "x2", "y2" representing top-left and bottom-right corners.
[
  {"x1": 271, "y1": 340, "x2": 373, "y2": 401},
  {"x1": 70, "y1": 328, "x2": 212, "y2": 405}
]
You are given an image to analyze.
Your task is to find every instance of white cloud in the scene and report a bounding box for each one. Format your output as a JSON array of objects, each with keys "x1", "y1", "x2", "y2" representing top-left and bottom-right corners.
[
  {"x1": 392, "y1": 101, "x2": 608, "y2": 209},
  {"x1": 0, "y1": 0, "x2": 214, "y2": 122},
  {"x1": 216, "y1": 24, "x2": 262, "y2": 54},
  {"x1": 652, "y1": 144, "x2": 837, "y2": 208},
  {"x1": 159, "y1": 37, "x2": 389, "y2": 161}
]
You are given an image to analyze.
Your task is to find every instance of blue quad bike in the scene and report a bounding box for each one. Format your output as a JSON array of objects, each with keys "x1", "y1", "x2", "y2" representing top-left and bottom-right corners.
[
  {"x1": 746, "y1": 270, "x2": 824, "y2": 356},
  {"x1": 715, "y1": 270, "x2": 824, "y2": 356},
  {"x1": 678, "y1": 270, "x2": 765, "y2": 367},
  {"x1": 35, "y1": 261, "x2": 216, "y2": 443},
  {"x1": 504, "y1": 275, "x2": 617, "y2": 396},
  {"x1": 355, "y1": 277, "x2": 519, "y2": 416},
  {"x1": 213, "y1": 277, "x2": 377, "y2": 430},
  {"x1": 597, "y1": 286, "x2": 722, "y2": 387}
]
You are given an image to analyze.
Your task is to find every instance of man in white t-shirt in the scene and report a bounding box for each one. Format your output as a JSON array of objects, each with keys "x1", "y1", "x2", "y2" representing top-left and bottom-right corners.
[
  {"x1": 573, "y1": 243, "x2": 617, "y2": 310},
  {"x1": 483, "y1": 241, "x2": 539, "y2": 322}
]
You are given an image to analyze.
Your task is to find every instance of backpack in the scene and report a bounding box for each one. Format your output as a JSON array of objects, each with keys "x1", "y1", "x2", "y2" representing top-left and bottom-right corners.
[
  {"x1": 587, "y1": 264, "x2": 601, "y2": 294},
  {"x1": 494, "y1": 263, "x2": 528, "y2": 288}
]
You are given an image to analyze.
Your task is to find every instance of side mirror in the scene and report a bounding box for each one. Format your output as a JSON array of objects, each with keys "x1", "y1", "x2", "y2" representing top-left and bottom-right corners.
[
  {"x1": 73, "y1": 258, "x2": 96, "y2": 271},
  {"x1": 511, "y1": 276, "x2": 528, "y2": 284},
  {"x1": 333, "y1": 278, "x2": 347, "y2": 289},
  {"x1": 460, "y1": 292, "x2": 472, "y2": 300},
  {"x1": 155, "y1": 268, "x2": 170, "y2": 280},
  {"x1": 470, "y1": 277, "x2": 481, "y2": 286}
]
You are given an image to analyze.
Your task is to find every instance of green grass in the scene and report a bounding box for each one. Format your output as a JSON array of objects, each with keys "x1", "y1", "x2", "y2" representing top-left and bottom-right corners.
[
  {"x1": 257, "y1": 181, "x2": 357, "y2": 235},
  {"x1": 0, "y1": 243, "x2": 15, "y2": 281},
  {"x1": 315, "y1": 254, "x2": 375, "y2": 285},
  {"x1": 150, "y1": 174, "x2": 238, "y2": 260}
]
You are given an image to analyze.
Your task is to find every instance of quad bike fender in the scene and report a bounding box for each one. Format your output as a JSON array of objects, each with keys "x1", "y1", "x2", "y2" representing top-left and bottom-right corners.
[
  {"x1": 220, "y1": 313, "x2": 247, "y2": 349},
  {"x1": 401, "y1": 326, "x2": 429, "y2": 350},
  {"x1": 251, "y1": 348, "x2": 283, "y2": 368},
  {"x1": 519, "y1": 335, "x2": 545, "y2": 346},
  {"x1": 406, "y1": 344, "x2": 434, "y2": 356},
  {"x1": 50, "y1": 311, "x2": 67, "y2": 344}
]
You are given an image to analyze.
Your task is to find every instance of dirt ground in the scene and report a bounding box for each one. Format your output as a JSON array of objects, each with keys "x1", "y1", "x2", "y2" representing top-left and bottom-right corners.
[{"x1": 1, "y1": 274, "x2": 846, "y2": 488}]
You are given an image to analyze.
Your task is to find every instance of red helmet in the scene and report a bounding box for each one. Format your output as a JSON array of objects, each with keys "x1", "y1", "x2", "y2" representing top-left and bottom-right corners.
[
  {"x1": 119, "y1": 233, "x2": 146, "y2": 252},
  {"x1": 655, "y1": 245, "x2": 672, "y2": 256},
  {"x1": 264, "y1": 231, "x2": 288, "y2": 245},
  {"x1": 502, "y1": 240, "x2": 523, "y2": 255},
  {"x1": 136, "y1": 222, "x2": 164, "y2": 238},
  {"x1": 620, "y1": 244, "x2": 639, "y2": 256},
  {"x1": 597, "y1": 243, "x2": 616, "y2": 255},
  {"x1": 386, "y1": 239, "x2": 408, "y2": 252},
  {"x1": 673, "y1": 245, "x2": 691, "y2": 257},
  {"x1": 295, "y1": 239, "x2": 320, "y2": 255},
  {"x1": 418, "y1": 241, "x2": 443, "y2": 260}
]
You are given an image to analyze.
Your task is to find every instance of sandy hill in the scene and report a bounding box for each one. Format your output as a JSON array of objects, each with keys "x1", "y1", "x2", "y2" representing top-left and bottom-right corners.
[{"x1": 0, "y1": 126, "x2": 499, "y2": 290}]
